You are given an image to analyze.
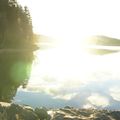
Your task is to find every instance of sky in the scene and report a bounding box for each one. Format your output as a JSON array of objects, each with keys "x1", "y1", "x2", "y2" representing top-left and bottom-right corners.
[{"x1": 18, "y1": 0, "x2": 120, "y2": 40}]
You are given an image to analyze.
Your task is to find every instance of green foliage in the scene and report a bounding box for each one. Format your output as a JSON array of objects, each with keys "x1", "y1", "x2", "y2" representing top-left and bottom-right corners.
[{"x1": 0, "y1": 52, "x2": 33, "y2": 102}]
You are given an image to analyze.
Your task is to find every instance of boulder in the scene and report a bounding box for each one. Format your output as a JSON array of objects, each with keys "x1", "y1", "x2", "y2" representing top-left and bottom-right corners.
[
  {"x1": 0, "y1": 102, "x2": 39, "y2": 120},
  {"x1": 35, "y1": 107, "x2": 51, "y2": 120}
]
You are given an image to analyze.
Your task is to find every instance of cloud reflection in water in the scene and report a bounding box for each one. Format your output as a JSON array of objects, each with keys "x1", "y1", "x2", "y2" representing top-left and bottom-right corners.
[{"x1": 14, "y1": 49, "x2": 120, "y2": 109}]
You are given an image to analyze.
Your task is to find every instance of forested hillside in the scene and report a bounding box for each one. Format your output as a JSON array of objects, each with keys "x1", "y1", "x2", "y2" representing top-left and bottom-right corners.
[{"x1": 0, "y1": 0, "x2": 36, "y2": 49}]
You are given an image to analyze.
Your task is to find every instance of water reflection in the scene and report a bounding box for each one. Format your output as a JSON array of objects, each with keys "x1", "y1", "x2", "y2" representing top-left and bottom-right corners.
[
  {"x1": 0, "y1": 51, "x2": 33, "y2": 102},
  {"x1": 13, "y1": 47, "x2": 120, "y2": 109}
]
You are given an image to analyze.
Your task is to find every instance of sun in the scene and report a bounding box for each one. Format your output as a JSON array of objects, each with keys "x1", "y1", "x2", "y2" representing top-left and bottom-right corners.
[{"x1": 29, "y1": 40, "x2": 97, "y2": 86}]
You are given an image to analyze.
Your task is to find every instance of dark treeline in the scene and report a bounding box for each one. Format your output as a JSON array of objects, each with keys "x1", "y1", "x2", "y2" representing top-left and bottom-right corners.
[
  {"x1": 0, "y1": 0, "x2": 37, "y2": 102},
  {"x1": 0, "y1": 0, "x2": 35, "y2": 48}
]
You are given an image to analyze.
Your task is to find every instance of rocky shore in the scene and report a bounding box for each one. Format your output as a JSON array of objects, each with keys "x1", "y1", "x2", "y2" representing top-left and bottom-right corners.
[{"x1": 0, "y1": 102, "x2": 120, "y2": 120}]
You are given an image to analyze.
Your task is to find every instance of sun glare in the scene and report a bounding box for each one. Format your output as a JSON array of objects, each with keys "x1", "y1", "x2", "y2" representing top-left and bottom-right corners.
[
  {"x1": 18, "y1": 0, "x2": 120, "y2": 91},
  {"x1": 29, "y1": 43, "x2": 98, "y2": 87}
]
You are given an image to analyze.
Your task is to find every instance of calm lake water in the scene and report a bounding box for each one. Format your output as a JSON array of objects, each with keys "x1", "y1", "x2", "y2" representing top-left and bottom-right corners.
[{"x1": 11, "y1": 47, "x2": 120, "y2": 110}]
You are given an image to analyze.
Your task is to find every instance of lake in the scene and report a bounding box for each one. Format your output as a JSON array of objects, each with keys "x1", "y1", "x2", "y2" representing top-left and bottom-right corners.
[{"x1": 11, "y1": 47, "x2": 120, "y2": 110}]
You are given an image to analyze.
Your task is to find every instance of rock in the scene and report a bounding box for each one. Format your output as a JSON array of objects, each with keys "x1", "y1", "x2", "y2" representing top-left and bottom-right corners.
[
  {"x1": 0, "y1": 108, "x2": 7, "y2": 120},
  {"x1": 0, "y1": 102, "x2": 120, "y2": 120},
  {"x1": 108, "y1": 111, "x2": 120, "y2": 120},
  {"x1": 64, "y1": 106, "x2": 73, "y2": 109},
  {"x1": 7, "y1": 104, "x2": 39, "y2": 120},
  {"x1": 0, "y1": 102, "x2": 39, "y2": 120},
  {"x1": 35, "y1": 107, "x2": 51, "y2": 120},
  {"x1": 23, "y1": 105, "x2": 34, "y2": 112},
  {"x1": 52, "y1": 113, "x2": 64, "y2": 120}
]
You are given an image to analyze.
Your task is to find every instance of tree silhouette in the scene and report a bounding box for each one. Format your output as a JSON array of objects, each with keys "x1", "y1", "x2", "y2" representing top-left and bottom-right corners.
[
  {"x1": 0, "y1": 0, "x2": 36, "y2": 102},
  {"x1": 0, "y1": 52, "x2": 33, "y2": 102},
  {"x1": 0, "y1": 0, "x2": 36, "y2": 49}
]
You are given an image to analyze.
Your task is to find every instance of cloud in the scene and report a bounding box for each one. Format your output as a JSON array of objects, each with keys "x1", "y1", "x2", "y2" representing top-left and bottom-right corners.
[
  {"x1": 16, "y1": 52, "x2": 120, "y2": 105},
  {"x1": 83, "y1": 104, "x2": 95, "y2": 109},
  {"x1": 110, "y1": 86, "x2": 120, "y2": 101},
  {"x1": 22, "y1": 83, "x2": 79, "y2": 101},
  {"x1": 87, "y1": 93, "x2": 109, "y2": 107},
  {"x1": 53, "y1": 93, "x2": 77, "y2": 100}
]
